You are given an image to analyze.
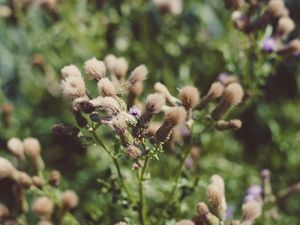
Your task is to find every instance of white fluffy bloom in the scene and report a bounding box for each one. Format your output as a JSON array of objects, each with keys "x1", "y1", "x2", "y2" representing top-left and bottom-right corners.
[
  {"x1": 61, "y1": 76, "x2": 86, "y2": 99},
  {"x1": 84, "y1": 57, "x2": 106, "y2": 80},
  {"x1": 61, "y1": 65, "x2": 82, "y2": 79}
]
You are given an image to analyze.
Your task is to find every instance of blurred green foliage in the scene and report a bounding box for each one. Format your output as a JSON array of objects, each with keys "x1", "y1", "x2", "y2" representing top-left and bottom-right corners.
[{"x1": 0, "y1": 0, "x2": 300, "y2": 224}]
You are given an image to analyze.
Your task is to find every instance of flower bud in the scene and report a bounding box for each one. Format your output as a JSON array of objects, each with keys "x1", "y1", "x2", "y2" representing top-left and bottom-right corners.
[
  {"x1": 211, "y1": 83, "x2": 244, "y2": 120},
  {"x1": 104, "y1": 54, "x2": 117, "y2": 74},
  {"x1": 266, "y1": 0, "x2": 288, "y2": 18},
  {"x1": 127, "y1": 65, "x2": 148, "y2": 87},
  {"x1": 0, "y1": 157, "x2": 17, "y2": 179},
  {"x1": 197, "y1": 202, "x2": 209, "y2": 216},
  {"x1": 18, "y1": 172, "x2": 32, "y2": 189},
  {"x1": 48, "y1": 170, "x2": 61, "y2": 186},
  {"x1": 176, "y1": 220, "x2": 195, "y2": 225},
  {"x1": 97, "y1": 77, "x2": 117, "y2": 97},
  {"x1": 32, "y1": 197, "x2": 54, "y2": 219},
  {"x1": 113, "y1": 57, "x2": 128, "y2": 80},
  {"x1": 198, "y1": 82, "x2": 224, "y2": 110},
  {"x1": 242, "y1": 201, "x2": 262, "y2": 223},
  {"x1": 179, "y1": 86, "x2": 200, "y2": 110},
  {"x1": 155, "y1": 107, "x2": 186, "y2": 143},
  {"x1": 276, "y1": 17, "x2": 295, "y2": 37},
  {"x1": 84, "y1": 57, "x2": 106, "y2": 80},
  {"x1": 61, "y1": 76, "x2": 86, "y2": 99},
  {"x1": 61, "y1": 190, "x2": 79, "y2": 210},
  {"x1": 61, "y1": 65, "x2": 81, "y2": 79},
  {"x1": 0, "y1": 203, "x2": 9, "y2": 219},
  {"x1": 37, "y1": 221, "x2": 53, "y2": 225},
  {"x1": 7, "y1": 137, "x2": 24, "y2": 159},
  {"x1": 125, "y1": 145, "x2": 142, "y2": 159},
  {"x1": 32, "y1": 176, "x2": 44, "y2": 188}
]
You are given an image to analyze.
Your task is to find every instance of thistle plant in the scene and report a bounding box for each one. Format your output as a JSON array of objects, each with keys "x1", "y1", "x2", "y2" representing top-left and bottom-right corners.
[
  {"x1": 57, "y1": 54, "x2": 246, "y2": 224},
  {"x1": 0, "y1": 137, "x2": 79, "y2": 225},
  {"x1": 222, "y1": 0, "x2": 299, "y2": 93}
]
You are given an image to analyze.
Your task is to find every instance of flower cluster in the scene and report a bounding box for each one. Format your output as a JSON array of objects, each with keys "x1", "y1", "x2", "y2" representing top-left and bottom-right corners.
[
  {"x1": 0, "y1": 137, "x2": 78, "y2": 225},
  {"x1": 176, "y1": 175, "x2": 262, "y2": 225},
  {"x1": 227, "y1": 0, "x2": 300, "y2": 55},
  {"x1": 60, "y1": 55, "x2": 245, "y2": 159}
]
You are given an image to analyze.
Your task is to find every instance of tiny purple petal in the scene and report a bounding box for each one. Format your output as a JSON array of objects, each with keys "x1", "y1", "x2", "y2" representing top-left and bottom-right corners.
[
  {"x1": 263, "y1": 37, "x2": 276, "y2": 52},
  {"x1": 129, "y1": 106, "x2": 141, "y2": 118},
  {"x1": 181, "y1": 126, "x2": 190, "y2": 137},
  {"x1": 185, "y1": 156, "x2": 194, "y2": 169},
  {"x1": 226, "y1": 206, "x2": 234, "y2": 219},
  {"x1": 244, "y1": 194, "x2": 256, "y2": 203},
  {"x1": 247, "y1": 185, "x2": 262, "y2": 197},
  {"x1": 218, "y1": 73, "x2": 229, "y2": 84}
]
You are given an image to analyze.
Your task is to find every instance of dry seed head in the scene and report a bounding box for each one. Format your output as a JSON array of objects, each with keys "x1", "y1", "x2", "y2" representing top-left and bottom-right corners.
[
  {"x1": 164, "y1": 106, "x2": 186, "y2": 126},
  {"x1": 288, "y1": 39, "x2": 300, "y2": 53},
  {"x1": 147, "y1": 122, "x2": 161, "y2": 136},
  {"x1": 208, "y1": 82, "x2": 224, "y2": 98},
  {"x1": 32, "y1": 197, "x2": 54, "y2": 218},
  {"x1": 61, "y1": 76, "x2": 86, "y2": 99},
  {"x1": 7, "y1": 137, "x2": 24, "y2": 158},
  {"x1": 207, "y1": 184, "x2": 223, "y2": 208},
  {"x1": 231, "y1": 220, "x2": 240, "y2": 225},
  {"x1": 114, "y1": 57, "x2": 128, "y2": 79},
  {"x1": 23, "y1": 137, "x2": 41, "y2": 159},
  {"x1": 112, "y1": 114, "x2": 128, "y2": 133},
  {"x1": 125, "y1": 145, "x2": 142, "y2": 159},
  {"x1": 37, "y1": 221, "x2": 53, "y2": 225},
  {"x1": 104, "y1": 54, "x2": 117, "y2": 73},
  {"x1": 61, "y1": 190, "x2": 79, "y2": 209},
  {"x1": 61, "y1": 65, "x2": 81, "y2": 79},
  {"x1": 48, "y1": 170, "x2": 61, "y2": 186},
  {"x1": 210, "y1": 175, "x2": 225, "y2": 194},
  {"x1": 100, "y1": 97, "x2": 121, "y2": 115},
  {"x1": 223, "y1": 83, "x2": 244, "y2": 106},
  {"x1": 176, "y1": 219, "x2": 195, "y2": 225},
  {"x1": 145, "y1": 93, "x2": 166, "y2": 114},
  {"x1": 32, "y1": 176, "x2": 44, "y2": 188},
  {"x1": 0, "y1": 157, "x2": 17, "y2": 179},
  {"x1": 229, "y1": 119, "x2": 242, "y2": 129},
  {"x1": 0, "y1": 203, "x2": 9, "y2": 218},
  {"x1": 84, "y1": 57, "x2": 106, "y2": 80},
  {"x1": 231, "y1": 10, "x2": 249, "y2": 31},
  {"x1": 18, "y1": 172, "x2": 32, "y2": 188},
  {"x1": 115, "y1": 222, "x2": 127, "y2": 225},
  {"x1": 179, "y1": 86, "x2": 200, "y2": 109},
  {"x1": 128, "y1": 65, "x2": 148, "y2": 86},
  {"x1": 276, "y1": 17, "x2": 295, "y2": 36},
  {"x1": 266, "y1": 0, "x2": 287, "y2": 17},
  {"x1": 97, "y1": 78, "x2": 117, "y2": 97},
  {"x1": 129, "y1": 82, "x2": 144, "y2": 96},
  {"x1": 242, "y1": 201, "x2": 262, "y2": 222},
  {"x1": 154, "y1": 82, "x2": 171, "y2": 98},
  {"x1": 197, "y1": 202, "x2": 209, "y2": 216}
]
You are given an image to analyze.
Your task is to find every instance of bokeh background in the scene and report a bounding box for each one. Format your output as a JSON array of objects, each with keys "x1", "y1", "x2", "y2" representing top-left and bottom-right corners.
[{"x1": 0, "y1": 0, "x2": 300, "y2": 224}]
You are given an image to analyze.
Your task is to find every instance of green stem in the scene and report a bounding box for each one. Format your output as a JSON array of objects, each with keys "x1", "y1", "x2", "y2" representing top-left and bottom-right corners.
[
  {"x1": 138, "y1": 155, "x2": 150, "y2": 225},
  {"x1": 91, "y1": 129, "x2": 134, "y2": 204}
]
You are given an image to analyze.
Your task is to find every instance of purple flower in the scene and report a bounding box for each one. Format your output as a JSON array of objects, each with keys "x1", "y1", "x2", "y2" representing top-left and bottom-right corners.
[
  {"x1": 129, "y1": 106, "x2": 141, "y2": 118},
  {"x1": 226, "y1": 206, "x2": 234, "y2": 219},
  {"x1": 218, "y1": 73, "x2": 229, "y2": 84},
  {"x1": 263, "y1": 37, "x2": 276, "y2": 52},
  {"x1": 181, "y1": 125, "x2": 190, "y2": 137},
  {"x1": 247, "y1": 185, "x2": 262, "y2": 197},
  {"x1": 184, "y1": 156, "x2": 194, "y2": 170},
  {"x1": 244, "y1": 194, "x2": 256, "y2": 203}
]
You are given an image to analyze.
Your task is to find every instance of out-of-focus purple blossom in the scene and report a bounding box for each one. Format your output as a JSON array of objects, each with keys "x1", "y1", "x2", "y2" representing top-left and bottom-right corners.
[
  {"x1": 226, "y1": 206, "x2": 234, "y2": 219},
  {"x1": 129, "y1": 106, "x2": 141, "y2": 118},
  {"x1": 244, "y1": 194, "x2": 256, "y2": 203},
  {"x1": 261, "y1": 169, "x2": 271, "y2": 180},
  {"x1": 184, "y1": 156, "x2": 194, "y2": 170},
  {"x1": 181, "y1": 125, "x2": 190, "y2": 138},
  {"x1": 218, "y1": 73, "x2": 229, "y2": 84},
  {"x1": 247, "y1": 185, "x2": 262, "y2": 197},
  {"x1": 263, "y1": 37, "x2": 276, "y2": 52}
]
